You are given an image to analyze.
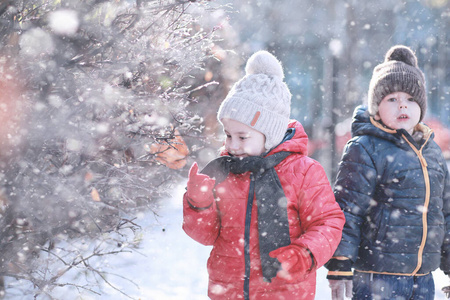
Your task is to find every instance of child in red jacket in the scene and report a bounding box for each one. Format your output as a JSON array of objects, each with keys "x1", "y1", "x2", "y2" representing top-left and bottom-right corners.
[{"x1": 183, "y1": 50, "x2": 345, "y2": 300}]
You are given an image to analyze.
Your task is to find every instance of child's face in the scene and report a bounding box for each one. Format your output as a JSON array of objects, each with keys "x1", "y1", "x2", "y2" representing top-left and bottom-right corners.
[
  {"x1": 375, "y1": 91, "x2": 421, "y2": 135},
  {"x1": 222, "y1": 118, "x2": 266, "y2": 157}
]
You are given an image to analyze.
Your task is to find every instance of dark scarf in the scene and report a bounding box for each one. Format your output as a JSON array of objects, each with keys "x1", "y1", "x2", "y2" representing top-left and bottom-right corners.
[{"x1": 201, "y1": 151, "x2": 291, "y2": 282}]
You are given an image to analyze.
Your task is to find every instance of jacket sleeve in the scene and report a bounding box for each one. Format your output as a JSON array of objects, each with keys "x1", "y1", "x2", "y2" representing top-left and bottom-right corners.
[
  {"x1": 332, "y1": 140, "x2": 377, "y2": 262},
  {"x1": 290, "y1": 160, "x2": 345, "y2": 270},
  {"x1": 182, "y1": 190, "x2": 221, "y2": 246},
  {"x1": 440, "y1": 161, "x2": 450, "y2": 274}
]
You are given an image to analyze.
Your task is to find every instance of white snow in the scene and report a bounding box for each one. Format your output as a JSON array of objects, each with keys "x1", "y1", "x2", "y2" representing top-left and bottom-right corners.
[
  {"x1": 48, "y1": 10, "x2": 79, "y2": 36},
  {"x1": 19, "y1": 28, "x2": 55, "y2": 57},
  {"x1": 329, "y1": 39, "x2": 343, "y2": 57}
]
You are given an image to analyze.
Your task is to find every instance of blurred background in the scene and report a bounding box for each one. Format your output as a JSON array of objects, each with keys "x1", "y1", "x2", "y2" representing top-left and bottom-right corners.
[
  {"x1": 192, "y1": 0, "x2": 450, "y2": 180},
  {"x1": 0, "y1": 0, "x2": 448, "y2": 298}
]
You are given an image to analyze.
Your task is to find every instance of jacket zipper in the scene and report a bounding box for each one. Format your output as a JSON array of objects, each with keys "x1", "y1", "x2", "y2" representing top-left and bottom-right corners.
[
  {"x1": 402, "y1": 134, "x2": 431, "y2": 275},
  {"x1": 365, "y1": 117, "x2": 434, "y2": 276},
  {"x1": 243, "y1": 173, "x2": 255, "y2": 300}
]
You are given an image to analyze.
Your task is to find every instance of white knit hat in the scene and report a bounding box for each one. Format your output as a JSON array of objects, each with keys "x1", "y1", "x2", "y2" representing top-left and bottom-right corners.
[{"x1": 217, "y1": 50, "x2": 291, "y2": 150}]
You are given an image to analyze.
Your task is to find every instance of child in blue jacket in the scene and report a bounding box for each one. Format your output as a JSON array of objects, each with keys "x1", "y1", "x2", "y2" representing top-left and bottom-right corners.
[{"x1": 326, "y1": 45, "x2": 450, "y2": 299}]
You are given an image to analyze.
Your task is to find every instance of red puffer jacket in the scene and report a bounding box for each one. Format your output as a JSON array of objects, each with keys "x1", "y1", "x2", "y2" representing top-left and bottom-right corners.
[{"x1": 183, "y1": 120, "x2": 345, "y2": 300}]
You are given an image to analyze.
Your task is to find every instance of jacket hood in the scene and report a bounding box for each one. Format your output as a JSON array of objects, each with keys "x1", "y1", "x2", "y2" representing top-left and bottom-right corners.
[
  {"x1": 352, "y1": 106, "x2": 398, "y2": 143},
  {"x1": 268, "y1": 119, "x2": 308, "y2": 155},
  {"x1": 351, "y1": 105, "x2": 433, "y2": 145}
]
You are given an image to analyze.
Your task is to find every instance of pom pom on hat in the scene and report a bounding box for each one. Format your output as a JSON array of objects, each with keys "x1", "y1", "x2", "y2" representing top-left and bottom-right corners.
[
  {"x1": 245, "y1": 50, "x2": 285, "y2": 79},
  {"x1": 217, "y1": 50, "x2": 291, "y2": 150},
  {"x1": 384, "y1": 45, "x2": 418, "y2": 67},
  {"x1": 368, "y1": 45, "x2": 427, "y2": 121}
]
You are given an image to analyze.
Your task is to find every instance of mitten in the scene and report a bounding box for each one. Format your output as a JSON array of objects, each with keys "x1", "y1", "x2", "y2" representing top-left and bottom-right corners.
[
  {"x1": 325, "y1": 258, "x2": 353, "y2": 300},
  {"x1": 186, "y1": 162, "x2": 216, "y2": 208},
  {"x1": 269, "y1": 245, "x2": 312, "y2": 281}
]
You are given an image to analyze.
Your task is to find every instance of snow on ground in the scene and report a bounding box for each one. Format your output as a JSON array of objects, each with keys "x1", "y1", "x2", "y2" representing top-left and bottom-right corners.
[{"x1": 92, "y1": 183, "x2": 448, "y2": 300}]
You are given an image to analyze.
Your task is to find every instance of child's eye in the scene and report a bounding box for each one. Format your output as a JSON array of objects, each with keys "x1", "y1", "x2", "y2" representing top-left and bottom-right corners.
[
  {"x1": 226, "y1": 134, "x2": 231, "y2": 139},
  {"x1": 239, "y1": 136, "x2": 248, "y2": 140},
  {"x1": 387, "y1": 97, "x2": 397, "y2": 102},
  {"x1": 408, "y1": 97, "x2": 415, "y2": 102}
]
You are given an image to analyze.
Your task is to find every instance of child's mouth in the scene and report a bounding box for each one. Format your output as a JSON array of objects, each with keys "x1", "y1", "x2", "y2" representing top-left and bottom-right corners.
[{"x1": 398, "y1": 114, "x2": 409, "y2": 120}]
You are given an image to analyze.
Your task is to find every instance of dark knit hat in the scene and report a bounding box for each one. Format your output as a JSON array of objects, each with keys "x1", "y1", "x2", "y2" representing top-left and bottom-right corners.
[{"x1": 368, "y1": 45, "x2": 427, "y2": 121}]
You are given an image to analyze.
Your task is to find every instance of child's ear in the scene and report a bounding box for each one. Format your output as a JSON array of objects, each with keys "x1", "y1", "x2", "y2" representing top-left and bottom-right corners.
[{"x1": 374, "y1": 113, "x2": 381, "y2": 121}]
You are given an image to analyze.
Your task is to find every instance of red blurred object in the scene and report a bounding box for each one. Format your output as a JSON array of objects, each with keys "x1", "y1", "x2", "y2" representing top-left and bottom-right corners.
[
  {"x1": 335, "y1": 117, "x2": 353, "y2": 155},
  {"x1": 0, "y1": 58, "x2": 25, "y2": 159},
  {"x1": 423, "y1": 117, "x2": 450, "y2": 160}
]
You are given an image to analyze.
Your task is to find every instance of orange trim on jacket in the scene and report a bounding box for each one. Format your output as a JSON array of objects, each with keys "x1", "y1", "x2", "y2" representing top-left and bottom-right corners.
[{"x1": 367, "y1": 117, "x2": 433, "y2": 276}]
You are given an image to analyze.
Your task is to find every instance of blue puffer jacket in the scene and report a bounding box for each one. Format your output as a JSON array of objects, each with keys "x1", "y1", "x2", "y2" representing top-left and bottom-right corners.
[{"x1": 333, "y1": 106, "x2": 450, "y2": 275}]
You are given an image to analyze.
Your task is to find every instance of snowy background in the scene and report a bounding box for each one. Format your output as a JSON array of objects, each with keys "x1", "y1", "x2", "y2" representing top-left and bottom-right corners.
[{"x1": 0, "y1": 1, "x2": 448, "y2": 299}]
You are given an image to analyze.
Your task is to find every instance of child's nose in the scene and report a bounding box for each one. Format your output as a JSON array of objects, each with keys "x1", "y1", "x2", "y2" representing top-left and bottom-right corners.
[
  {"x1": 228, "y1": 139, "x2": 239, "y2": 151},
  {"x1": 399, "y1": 99, "x2": 408, "y2": 109}
]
